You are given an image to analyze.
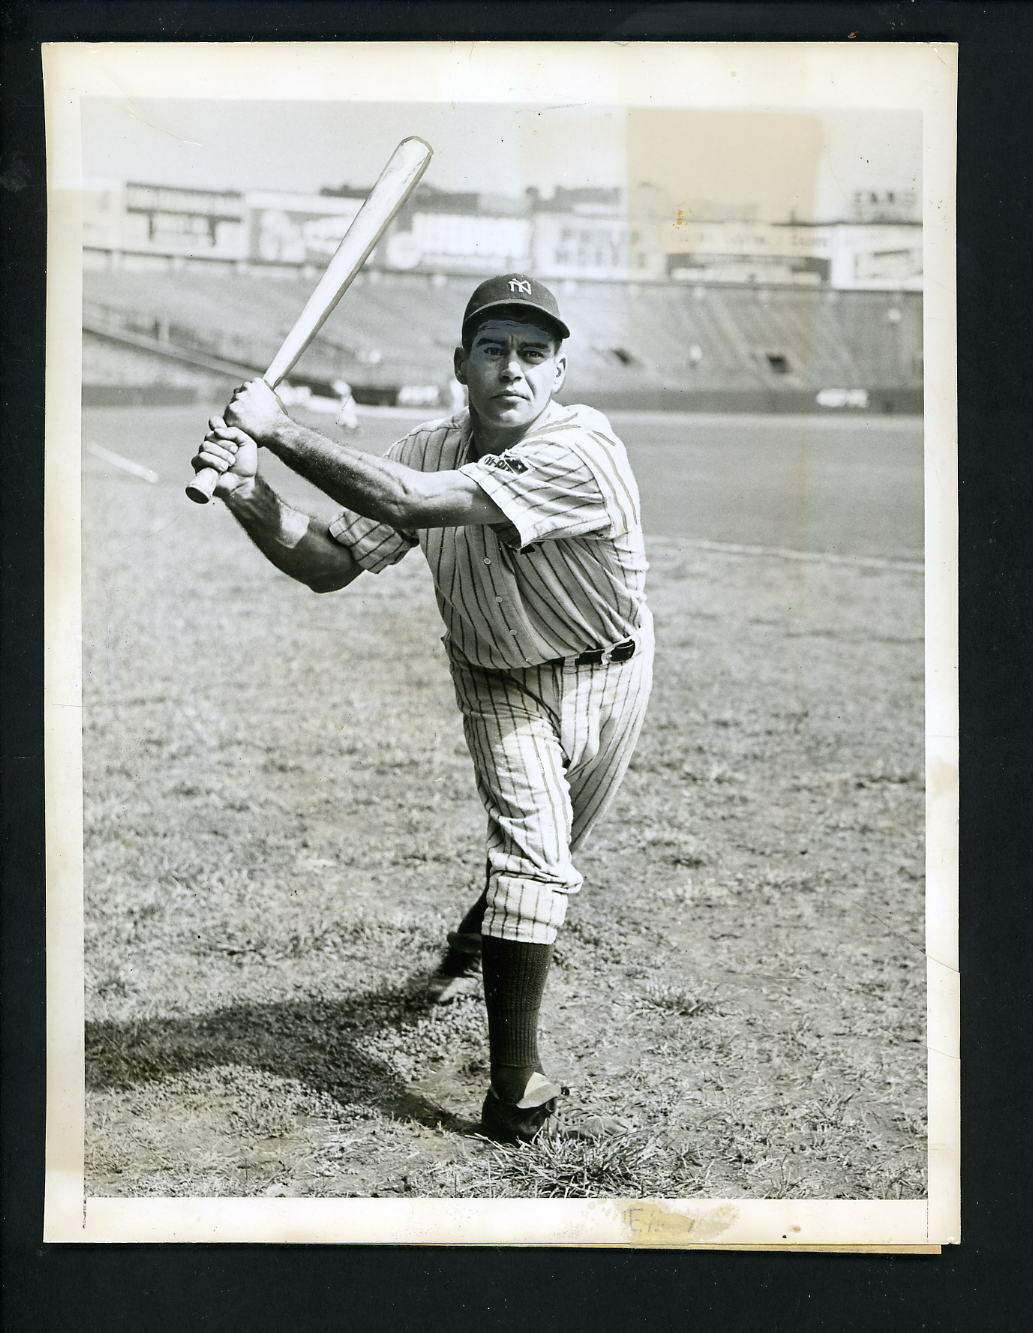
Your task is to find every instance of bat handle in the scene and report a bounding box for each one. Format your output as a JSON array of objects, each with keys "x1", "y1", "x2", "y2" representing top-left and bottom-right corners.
[
  {"x1": 187, "y1": 374, "x2": 277, "y2": 504},
  {"x1": 185, "y1": 465, "x2": 220, "y2": 505}
]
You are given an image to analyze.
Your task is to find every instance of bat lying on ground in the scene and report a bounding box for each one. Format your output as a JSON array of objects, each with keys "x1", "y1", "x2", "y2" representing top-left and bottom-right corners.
[{"x1": 185, "y1": 136, "x2": 433, "y2": 504}]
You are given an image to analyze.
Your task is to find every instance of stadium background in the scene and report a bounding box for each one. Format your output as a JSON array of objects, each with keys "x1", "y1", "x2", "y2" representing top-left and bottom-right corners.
[
  {"x1": 80, "y1": 174, "x2": 922, "y2": 417},
  {"x1": 78, "y1": 153, "x2": 928, "y2": 1200}
]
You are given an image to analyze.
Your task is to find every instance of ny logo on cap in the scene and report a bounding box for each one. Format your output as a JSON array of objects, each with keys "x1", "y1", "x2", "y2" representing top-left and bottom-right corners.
[{"x1": 508, "y1": 278, "x2": 533, "y2": 296}]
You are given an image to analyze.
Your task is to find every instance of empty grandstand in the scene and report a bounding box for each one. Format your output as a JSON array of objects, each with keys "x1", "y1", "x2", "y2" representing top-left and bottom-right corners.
[{"x1": 80, "y1": 180, "x2": 923, "y2": 415}]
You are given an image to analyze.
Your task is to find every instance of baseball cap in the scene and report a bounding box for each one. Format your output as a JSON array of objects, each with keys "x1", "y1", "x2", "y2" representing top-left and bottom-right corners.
[{"x1": 462, "y1": 273, "x2": 570, "y2": 342}]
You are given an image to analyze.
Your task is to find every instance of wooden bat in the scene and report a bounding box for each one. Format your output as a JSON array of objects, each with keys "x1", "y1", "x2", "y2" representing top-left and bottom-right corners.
[{"x1": 185, "y1": 136, "x2": 433, "y2": 504}]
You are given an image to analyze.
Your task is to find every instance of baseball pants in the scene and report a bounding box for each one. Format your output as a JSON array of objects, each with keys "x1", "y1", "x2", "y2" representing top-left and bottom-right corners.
[{"x1": 450, "y1": 613, "x2": 654, "y2": 945}]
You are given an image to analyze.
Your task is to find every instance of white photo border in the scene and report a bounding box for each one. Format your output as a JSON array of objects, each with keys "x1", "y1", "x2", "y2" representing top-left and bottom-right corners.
[{"x1": 42, "y1": 39, "x2": 959, "y2": 1248}]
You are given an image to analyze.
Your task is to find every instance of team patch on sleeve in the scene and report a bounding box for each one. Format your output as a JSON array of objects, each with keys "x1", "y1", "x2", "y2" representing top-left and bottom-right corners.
[
  {"x1": 461, "y1": 438, "x2": 611, "y2": 549},
  {"x1": 481, "y1": 453, "x2": 529, "y2": 474}
]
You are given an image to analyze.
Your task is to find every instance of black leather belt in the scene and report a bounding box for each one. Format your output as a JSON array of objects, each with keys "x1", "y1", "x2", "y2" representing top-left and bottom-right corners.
[{"x1": 551, "y1": 638, "x2": 637, "y2": 668}]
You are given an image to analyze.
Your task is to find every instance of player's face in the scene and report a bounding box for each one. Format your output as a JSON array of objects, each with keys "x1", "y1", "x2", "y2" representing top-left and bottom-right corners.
[{"x1": 455, "y1": 316, "x2": 567, "y2": 440}]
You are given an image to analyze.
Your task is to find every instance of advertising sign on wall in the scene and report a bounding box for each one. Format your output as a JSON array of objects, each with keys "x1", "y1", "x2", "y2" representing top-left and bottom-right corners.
[
  {"x1": 828, "y1": 225, "x2": 923, "y2": 290},
  {"x1": 123, "y1": 182, "x2": 247, "y2": 258},
  {"x1": 246, "y1": 192, "x2": 364, "y2": 265},
  {"x1": 385, "y1": 211, "x2": 532, "y2": 274},
  {"x1": 667, "y1": 220, "x2": 922, "y2": 291},
  {"x1": 532, "y1": 214, "x2": 665, "y2": 281},
  {"x1": 89, "y1": 182, "x2": 925, "y2": 292},
  {"x1": 667, "y1": 254, "x2": 828, "y2": 285}
]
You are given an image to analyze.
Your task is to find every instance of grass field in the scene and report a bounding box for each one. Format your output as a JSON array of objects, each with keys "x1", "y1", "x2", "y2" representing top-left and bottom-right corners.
[{"x1": 80, "y1": 404, "x2": 926, "y2": 1200}]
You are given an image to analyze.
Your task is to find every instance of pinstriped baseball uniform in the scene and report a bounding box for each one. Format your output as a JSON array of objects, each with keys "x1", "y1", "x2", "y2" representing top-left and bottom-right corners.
[{"x1": 328, "y1": 398, "x2": 652, "y2": 944}]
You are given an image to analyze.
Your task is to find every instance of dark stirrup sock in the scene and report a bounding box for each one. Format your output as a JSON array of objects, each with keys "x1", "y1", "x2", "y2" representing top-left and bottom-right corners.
[
  {"x1": 455, "y1": 887, "x2": 489, "y2": 940},
  {"x1": 481, "y1": 935, "x2": 554, "y2": 1104}
]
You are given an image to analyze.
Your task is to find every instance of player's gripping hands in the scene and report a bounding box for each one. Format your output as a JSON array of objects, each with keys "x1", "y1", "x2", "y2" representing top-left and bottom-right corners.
[
  {"x1": 191, "y1": 417, "x2": 259, "y2": 501},
  {"x1": 225, "y1": 378, "x2": 291, "y2": 446},
  {"x1": 191, "y1": 379, "x2": 290, "y2": 501}
]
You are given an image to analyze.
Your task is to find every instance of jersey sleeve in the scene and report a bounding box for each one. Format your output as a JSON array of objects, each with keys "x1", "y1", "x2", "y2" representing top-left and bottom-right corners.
[
  {"x1": 326, "y1": 435, "x2": 418, "y2": 572},
  {"x1": 459, "y1": 425, "x2": 633, "y2": 549},
  {"x1": 327, "y1": 510, "x2": 417, "y2": 571}
]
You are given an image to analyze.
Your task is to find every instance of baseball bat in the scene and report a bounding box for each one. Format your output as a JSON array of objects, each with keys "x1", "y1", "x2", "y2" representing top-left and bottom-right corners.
[{"x1": 185, "y1": 135, "x2": 433, "y2": 504}]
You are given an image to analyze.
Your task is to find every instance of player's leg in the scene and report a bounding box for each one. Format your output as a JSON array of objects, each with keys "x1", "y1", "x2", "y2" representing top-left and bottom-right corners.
[
  {"x1": 430, "y1": 625, "x2": 653, "y2": 1004},
  {"x1": 470, "y1": 637, "x2": 654, "y2": 1140},
  {"x1": 466, "y1": 708, "x2": 581, "y2": 946},
  {"x1": 445, "y1": 633, "x2": 653, "y2": 1139},
  {"x1": 474, "y1": 633, "x2": 653, "y2": 1139},
  {"x1": 470, "y1": 703, "x2": 574, "y2": 1109},
  {"x1": 426, "y1": 866, "x2": 488, "y2": 1004},
  {"x1": 565, "y1": 627, "x2": 654, "y2": 852},
  {"x1": 451, "y1": 661, "x2": 577, "y2": 1135}
]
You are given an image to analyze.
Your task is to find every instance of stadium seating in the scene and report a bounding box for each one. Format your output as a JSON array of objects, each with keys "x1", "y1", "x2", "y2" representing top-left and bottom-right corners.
[{"x1": 83, "y1": 266, "x2": 923, "y2": 407}]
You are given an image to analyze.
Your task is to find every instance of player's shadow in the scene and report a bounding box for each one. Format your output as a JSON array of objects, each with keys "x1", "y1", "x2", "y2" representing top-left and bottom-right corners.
[{"x1": 85, "y1": 973, "x2": 479, "y2": 1136}]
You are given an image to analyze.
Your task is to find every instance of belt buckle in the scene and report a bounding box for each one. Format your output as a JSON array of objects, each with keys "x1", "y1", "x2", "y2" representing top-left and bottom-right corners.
[{"x1": 599, "y1": 646, "x2": 613, "y2": 666}]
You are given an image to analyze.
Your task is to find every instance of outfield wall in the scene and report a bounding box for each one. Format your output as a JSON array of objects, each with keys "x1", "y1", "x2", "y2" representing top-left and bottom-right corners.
[
  {"x1": 564, "y1": 386, "x2": 922, "y2": 415},
  {"x1": 82, "y1": 378, "x2": 921, "y2": 416}
]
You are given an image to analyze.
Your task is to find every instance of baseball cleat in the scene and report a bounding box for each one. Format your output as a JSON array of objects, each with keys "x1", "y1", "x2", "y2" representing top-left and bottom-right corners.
[
  {"x1": 427, "y1": 930, "x2": 483, "y2": 1004},
  {"x1": 480, "y1": 1073, "x2": 564, "y2": 1143}
]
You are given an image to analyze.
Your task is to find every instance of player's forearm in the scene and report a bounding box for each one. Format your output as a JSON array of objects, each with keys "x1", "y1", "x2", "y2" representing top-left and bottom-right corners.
[
  {"x1": 264, "y1": 419, "x2": 420, "y2": 526},
  {"x1": 223, "y1": 474, "x2": 360, "y2": 592}
]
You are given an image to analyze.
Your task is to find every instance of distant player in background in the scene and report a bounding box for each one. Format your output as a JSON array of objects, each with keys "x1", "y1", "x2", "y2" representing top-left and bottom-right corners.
[
  {"x1": 445, "y1": 375, "x2": 466, "y2": 413},
  {"x1": 191, "y1": 274, "x2": 652, "y2": 1142},
  {"x1": 333, "y1": 378, "x2": 361, "y2": 434}
]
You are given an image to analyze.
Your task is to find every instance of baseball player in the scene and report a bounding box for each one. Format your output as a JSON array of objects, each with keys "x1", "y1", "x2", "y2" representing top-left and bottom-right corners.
[
  {"x1": 332, "y1": 378, "x2": 362, "y2": 434},
  {"x1": 191, "y1": 274, "x2": 652, "y2": 1142}
]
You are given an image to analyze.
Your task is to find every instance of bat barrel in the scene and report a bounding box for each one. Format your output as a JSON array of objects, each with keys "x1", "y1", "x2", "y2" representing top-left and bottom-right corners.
[
  {"x1": 263, "y1": 136, "x2": 433, "y2": 387},
  {"x1": 185, "y1": 135, "x2": 433, "y2": 505}
]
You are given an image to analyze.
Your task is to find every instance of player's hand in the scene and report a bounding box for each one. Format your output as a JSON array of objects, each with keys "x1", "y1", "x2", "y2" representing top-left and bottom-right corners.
[
  {"x1": 191, "y1": 418, "x2": 259, "y2": 500},
  {"x1": 225, "y1": 378, "x2": 289, "y2": 446}
]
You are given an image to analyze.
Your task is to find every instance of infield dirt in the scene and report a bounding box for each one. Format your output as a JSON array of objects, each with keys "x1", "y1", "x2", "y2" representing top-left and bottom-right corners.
[{"x1": 79, "y1": 406, "x2": 926, "y2": 1200}]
